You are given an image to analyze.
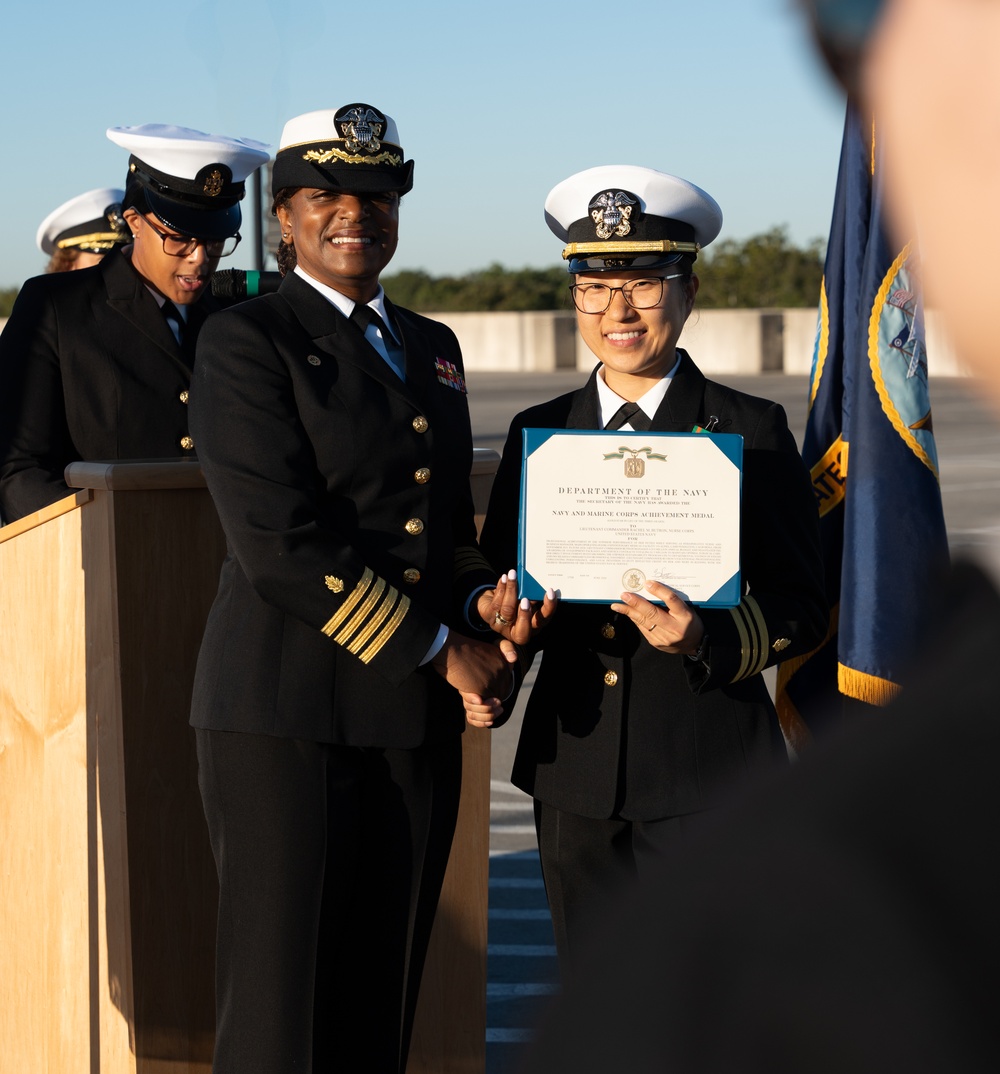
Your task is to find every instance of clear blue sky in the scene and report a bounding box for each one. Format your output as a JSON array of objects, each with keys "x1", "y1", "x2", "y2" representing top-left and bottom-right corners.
[{"x1": 1, "y1": 0, "x2": 846, "y2": 289}]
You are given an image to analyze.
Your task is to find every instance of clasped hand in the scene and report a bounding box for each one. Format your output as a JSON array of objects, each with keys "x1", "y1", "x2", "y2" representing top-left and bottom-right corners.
[
  {"x1": 464, "y1": 571, "x2": 559, "y2": 729},
  {"x1": 610, "y1": 579, "x2": 705, "y2": 655},
  {"x1": 476, "y1": 569, "x2": 558, "y2": 646}
]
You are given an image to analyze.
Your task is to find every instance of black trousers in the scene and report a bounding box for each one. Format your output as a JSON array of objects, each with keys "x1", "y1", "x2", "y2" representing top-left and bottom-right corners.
[
  {"x1": 534, "y1": 800, "x2": 705, "y2": 975},
  {"x1": 196, "y1": 728, "x2": 461, "y2": 1074}
]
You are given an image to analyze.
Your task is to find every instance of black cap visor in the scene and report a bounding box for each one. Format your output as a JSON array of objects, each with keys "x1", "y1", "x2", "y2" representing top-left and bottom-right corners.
[
  {"x1": 271, "y1": 154, "x2": 413, "y2": 199},
  {"x1": 567, "y1": 251, "x2": 689, "y2": 274},
  {"x1": 146, "y1": 188, "x2": 242, "y2": 240}
]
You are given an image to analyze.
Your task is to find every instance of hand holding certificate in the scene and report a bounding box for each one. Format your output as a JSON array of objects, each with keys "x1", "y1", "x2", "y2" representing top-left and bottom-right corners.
[{"x1": 518, "y1": 429, "x2": 743, "y2": 607}]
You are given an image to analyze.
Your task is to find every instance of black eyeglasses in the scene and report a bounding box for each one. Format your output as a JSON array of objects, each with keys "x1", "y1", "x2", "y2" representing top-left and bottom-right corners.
[
  {"x1": 139, "y1": 214, "x2": 241, "y2": 258},
  {"x1": 569, "y1": 274, "x2": 686, "y2": 315}
]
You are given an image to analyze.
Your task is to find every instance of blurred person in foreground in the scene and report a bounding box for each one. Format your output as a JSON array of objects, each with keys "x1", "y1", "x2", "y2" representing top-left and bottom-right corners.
[
  {"x1": 189, "y1": 103, "x2": 516, "y2": 1073},
  {"x1": 518, "y1": 2, "x2": 1000, "y2": 1070},
  {"x1": 468, "y1": 165, "x2": 827, "y2": 975},
  {"x1": 0, "y1": 124, "x2": 269, "y2": 523},
  {"x1": 36, "y1": 187, "x2": 129, "y2": 273}
]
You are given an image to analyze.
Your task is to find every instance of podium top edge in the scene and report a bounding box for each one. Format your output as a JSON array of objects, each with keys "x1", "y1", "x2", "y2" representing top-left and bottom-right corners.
[
  {"x1": 65, "y1": 459, "x2": 208, "y2": 491},
  {"x1": 471, "y1": 447, "x2": 500, "y2": 475}
]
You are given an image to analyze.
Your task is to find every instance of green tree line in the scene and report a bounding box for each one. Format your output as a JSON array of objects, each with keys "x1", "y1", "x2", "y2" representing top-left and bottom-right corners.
[
  {"x1": 382, "y1": 227, "x2": 824, "y2": 312},
  {"x1": 0, "y1": 227, "x2": 824, "y2": 319}
]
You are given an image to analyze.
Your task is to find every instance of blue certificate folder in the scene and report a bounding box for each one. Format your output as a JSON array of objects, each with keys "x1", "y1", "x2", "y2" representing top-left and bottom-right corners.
[{"x1": 518, "y1": 428, "x2": 744, "y2": 607}]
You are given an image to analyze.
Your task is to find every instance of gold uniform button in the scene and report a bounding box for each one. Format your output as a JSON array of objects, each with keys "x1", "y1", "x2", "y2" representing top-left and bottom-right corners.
[
  {"x1": 402, "y1": 568, "x2": 421, "y2": 585},
  {"x1": 412, "y1": 416, "x2": 429, "y2": 434},
  {"x1": 414, "y1": 467, "x2": 431, "y2": 484},
  {"x1": 600, "y1": 623, "x2": 616, "y2": 640},
  {"x1": 179, "y1": 390, "x2": 189, "y2": 404},
  {"x1": 180, "y1": 436, "x2": 195, "y2": 450},
  {"x1": 405, "y1": 518, "x2": 425, "y2": 536},
  {"x1": 603, "y1": 670, "x2": 618, "y2": 686}
]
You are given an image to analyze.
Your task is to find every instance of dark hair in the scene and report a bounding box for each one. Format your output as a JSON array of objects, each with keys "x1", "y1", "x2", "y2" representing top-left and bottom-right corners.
[
  {"x1": 122, "y1": 179, "x2": 150, "y2": 218},
  {"x1": 272, "y1": 187, "x2": 299, "y2": 276},
  {"x1": 46, "y1": 247, "x2": 82, "y2": 273}
]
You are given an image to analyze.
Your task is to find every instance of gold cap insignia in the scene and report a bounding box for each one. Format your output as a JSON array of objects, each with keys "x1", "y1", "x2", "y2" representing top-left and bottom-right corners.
[
  {"x1": 203, "y1": 168, "x2": 224, "y2": 197},
  {"x1": 590, "y1": 190, "x2": 637, "y2": 240},
  {"x1": 334, "y1": 104, "x2": 385, "y2": 154},
  {"x1": 325, "y1": 575, "x2": 345, "y2": 593}
]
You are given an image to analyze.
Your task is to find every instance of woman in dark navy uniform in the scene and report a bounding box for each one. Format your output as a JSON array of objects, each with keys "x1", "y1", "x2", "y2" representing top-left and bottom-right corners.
[
  {"x1": 189, "y1": 104, "x2": 515, "y2": 1073},
  {"x1": 0, "y1": 124, "x2": 269, "y2": 523},
  {"x1": 35, "y1": 186, "x2": 129, "y2": 273},
  {"x1": 469, "y1": 165, "x2": 828, "y2": 973}
]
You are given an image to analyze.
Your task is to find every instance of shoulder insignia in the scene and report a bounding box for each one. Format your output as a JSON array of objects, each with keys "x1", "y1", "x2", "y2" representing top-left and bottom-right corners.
[{"x1": 325, "y1": 575, "x2": 344, "y2": 593}]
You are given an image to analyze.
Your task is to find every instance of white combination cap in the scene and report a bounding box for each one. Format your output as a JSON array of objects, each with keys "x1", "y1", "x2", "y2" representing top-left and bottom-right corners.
[
  {"x1": 272, "y1": 103, "x2": 413, "y2": 197},
  {"x1": 36, "y1": 187, "x2": 128, "y2": 255},
  {"x1": 107, "y1": 123, "x2": 270, "y2": 239},
  {"x1": 544, "y1": 164, "x2": 723, "y2": 272}
]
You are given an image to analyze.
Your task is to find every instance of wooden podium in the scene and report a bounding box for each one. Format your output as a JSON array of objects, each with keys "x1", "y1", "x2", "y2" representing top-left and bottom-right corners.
[{"x1": 0, "y1": 453, "x2": 499, "y2": 1074}]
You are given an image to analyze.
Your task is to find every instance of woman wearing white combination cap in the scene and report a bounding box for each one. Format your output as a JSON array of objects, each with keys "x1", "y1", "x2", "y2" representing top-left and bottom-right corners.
[
  {"x1": 35, "y1": 186, "x2": 129, "y2": 273},
  {"x1": 470, "y1": 164, "x2": 828, "y2": 974},
  {"x1": 189, "y1": 103, "x2": 516, "y2": 1072},
  {"x1": 0, "y1": 123, "x2": 269, "y2": 523}
]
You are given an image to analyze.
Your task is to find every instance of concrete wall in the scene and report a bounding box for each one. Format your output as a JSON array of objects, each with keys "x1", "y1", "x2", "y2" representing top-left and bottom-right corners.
[
  {"x1": 426, "y1": 310, "x2": 578, "y2": 373},
  {"x1": 435, "y1": 306, "x2": 969, "y2": 378},
  {"x1": 777, "y1": 306, "x2": 967, "y2": 378},
  {"x1": 0, "y1": 307, "x2": 971, "y2": 377}
]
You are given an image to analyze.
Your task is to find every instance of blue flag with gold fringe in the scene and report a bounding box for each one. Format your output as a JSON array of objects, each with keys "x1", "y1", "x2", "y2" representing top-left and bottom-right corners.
[{"x1": 776, "y1": 102, "x2": 949, "y2": 747}]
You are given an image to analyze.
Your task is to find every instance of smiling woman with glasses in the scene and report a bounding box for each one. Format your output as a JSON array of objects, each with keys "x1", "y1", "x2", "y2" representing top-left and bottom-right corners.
[
  {"x1": 472, "y1": 163, "x2": 827, "y2": 979},
  {"x1": 569, "y1": 273, "x2": 687, "y2": 314}
]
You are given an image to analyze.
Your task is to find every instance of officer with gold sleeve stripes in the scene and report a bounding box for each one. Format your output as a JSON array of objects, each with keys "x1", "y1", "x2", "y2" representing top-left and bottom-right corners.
[
  {"x1": 473, "y1": 164, "x2": 828, "y2": 975},
  {"x1": 188, "y1": 104, "x2": 516, "y2": 1073}
]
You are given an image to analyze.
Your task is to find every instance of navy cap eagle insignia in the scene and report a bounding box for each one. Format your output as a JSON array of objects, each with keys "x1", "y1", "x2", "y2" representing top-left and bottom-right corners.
[
  {"x1": 334, "y1": 105, "x2": 385, "y2": 154},
  {"x1": 590, "y1": 190, "x2": 637, "y2": 240}
]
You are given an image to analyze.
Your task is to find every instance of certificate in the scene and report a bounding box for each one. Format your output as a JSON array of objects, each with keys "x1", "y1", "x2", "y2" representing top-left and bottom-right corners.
[{"x1": 518, "y1": 429, "x2": 743, "y2": 606}]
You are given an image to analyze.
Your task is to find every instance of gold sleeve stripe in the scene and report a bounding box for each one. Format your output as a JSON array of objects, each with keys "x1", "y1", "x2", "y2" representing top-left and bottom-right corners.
[
  {"x1": 729, "y1": 603, "x2": 753, "y2": 682},
  {"x1": 334, "y1": 577, "x2": 387, "y2": 646},
  {"x1": 321, "y1": 567, "x2": 375, "y2": 637},
  {"x1": 743, "y1": 596, "x2": 771, "y2": 678},
  {"x1": 454, "y1": 545, "x2": 494, "y2": 579},
  {"x1": 740, "y1": 600, "x2": 764, "y2": 679},
  {"x1": 359, "y1": 593, "x2": 411, "y2": 664},
  {"x1": 727, "y1": 596, "x2": 772, "y2": 682},
  {"x1": 347, "y1": 585, "x2": 398, "y2": 654}
]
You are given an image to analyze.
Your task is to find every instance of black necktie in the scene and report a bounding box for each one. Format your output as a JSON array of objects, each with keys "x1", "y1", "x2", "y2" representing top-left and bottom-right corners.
[
  {"x1": 605, "y1": 401, "x2": 652, "y2": 431},
  {"x1": 350, "y1": 302, "x2": 380, "y2": 334},
  {"x1": 161, "y1": 299, "x2": 184, "y2": 346},
  {"x1": 351, "y1": 303, "x2": 404, "y2": 378}
]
